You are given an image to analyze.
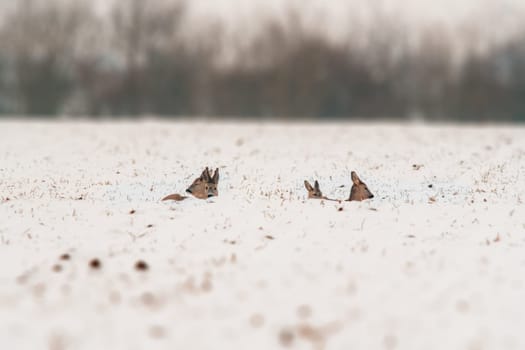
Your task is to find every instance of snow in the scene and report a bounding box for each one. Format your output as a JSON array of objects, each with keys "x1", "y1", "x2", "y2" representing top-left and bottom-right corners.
[{"x1": 0, "y1": 119, "x2": 524, "y2": 350}]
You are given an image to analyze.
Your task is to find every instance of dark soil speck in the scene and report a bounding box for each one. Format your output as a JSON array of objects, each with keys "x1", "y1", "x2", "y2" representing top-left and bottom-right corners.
[
  {"x1": 60, "y1": 253, "x2": 70, "y2": 261},
  {"x1": 279, "y1": 329, "x2": 294, "y2": 347},
  {"x1": 135, "y1": 260, "x2": 149, "y2": 271},
  {"x1": 89, "y1": 259, "x2": 101, "y2": 269}
]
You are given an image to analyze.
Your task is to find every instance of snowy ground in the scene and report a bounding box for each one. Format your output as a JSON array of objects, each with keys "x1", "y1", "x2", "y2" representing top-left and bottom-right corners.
[{"x1": 0, "y1": 120, "x2": 524, "y2": 350}]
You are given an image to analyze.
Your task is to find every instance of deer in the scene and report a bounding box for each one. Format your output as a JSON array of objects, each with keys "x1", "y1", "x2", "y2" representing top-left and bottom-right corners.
[
  {"x1": 162, "y1": 167, "x2": 219, "y2": 201},
  {"x1": 304, "y1": 180, "x2": 338, "y2": 201},
  {"x1": 304, "y1": 171, "x2": 374, "y2": 202}
]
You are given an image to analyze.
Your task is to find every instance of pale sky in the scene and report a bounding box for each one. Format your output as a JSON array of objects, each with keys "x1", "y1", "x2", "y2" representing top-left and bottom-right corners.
[
  {"x1": 187, "y1": 0, "x2": 525, "y2": 37},
  {"x1": 4, "y1": 0, "x2": 525, "y2": 32},
  {"x1": 183, "y1": 0, "x2": 525, "y2": 58},
  {"x1": 2, "y1": 0, "x2": 525, "y2": 50},
  {"x1": 186, "y1": 0, "x2": 525, "y2": 25}
]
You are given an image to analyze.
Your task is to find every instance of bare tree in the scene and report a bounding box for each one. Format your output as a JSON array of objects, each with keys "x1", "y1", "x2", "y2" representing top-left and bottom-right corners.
[
  {"x1": 1, "y1": 0, "x2": 92, "y2": 115},
  {"x1": 106, "y1": 0, "x2": 186, "y2": 115},
  {"x1": 0, "y1": 0, "x2": 523, "y2": 121}
]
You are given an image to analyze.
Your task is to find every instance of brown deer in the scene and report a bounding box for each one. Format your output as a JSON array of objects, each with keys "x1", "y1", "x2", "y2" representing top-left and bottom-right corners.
[
  {"x1": 304, "y1": 180, "x2": 338, "y2": 201},
  {"x1": 162, "y1": 167, "x2": 219, "y2": 201},
  {"x1": 304, "y1": 171, "x2": 374, "y2": 202},
  {"x1": 348, "y1": 171, "x2": 374, "y2": 201}
]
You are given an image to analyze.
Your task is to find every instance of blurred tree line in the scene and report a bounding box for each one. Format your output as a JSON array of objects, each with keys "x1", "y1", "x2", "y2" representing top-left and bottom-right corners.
[{"x1": 0, "y1": 0, "x2": 524, "y2": 121}]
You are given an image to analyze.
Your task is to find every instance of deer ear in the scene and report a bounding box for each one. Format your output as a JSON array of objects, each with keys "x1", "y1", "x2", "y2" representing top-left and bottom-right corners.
[
  {"x1": 351, "y1": 171, "x2": 361, "y2": 185},
  {"x1": 304, "y1": 180, "x2": 314, "y2": 192},
  {"x1": 212, "y1": 168, "x2": 219, "y2": 184},
  {"x1": 201, "y1": 167, "x2": 210, "y2": 180},
  {"x1": 314, "y1": 180, "x2": 320, "y2": 191}
]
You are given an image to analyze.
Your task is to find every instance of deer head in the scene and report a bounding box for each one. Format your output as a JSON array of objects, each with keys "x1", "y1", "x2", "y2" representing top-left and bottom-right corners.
[
  {"x1": 186, "y1": 167, "x2": 219, "y2": 199},
  {"x1": 304, "y1": 180, "x2": 325, "y2": 199},
  {"x1": 348, "y1": 171, "x2": 374, "y2": 201}
]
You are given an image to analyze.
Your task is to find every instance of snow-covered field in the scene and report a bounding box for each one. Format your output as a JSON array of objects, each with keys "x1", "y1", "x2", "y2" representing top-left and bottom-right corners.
[{"x1": 1, "y1": 120, "x2": 524, "y2": 350}]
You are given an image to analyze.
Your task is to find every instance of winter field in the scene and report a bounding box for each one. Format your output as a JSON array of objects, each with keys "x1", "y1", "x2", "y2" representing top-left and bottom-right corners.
[{"x1": 0, "y1": 120, "x2": 524, "y2": 350}]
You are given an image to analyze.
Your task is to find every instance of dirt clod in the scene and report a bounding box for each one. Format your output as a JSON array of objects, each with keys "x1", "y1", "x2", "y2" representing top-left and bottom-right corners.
[
  {"x1": 279, "y1": 329, "x2": 294, "y2": 347},
  {"x1": 60, "y1": 253, "x2": 70, "y2": 261},
  {"x1": 250, "y1": 313, "x2": 265, "y2": 328},
  {"x1": 149, "y1": 325, "x2": 166, "y2": 339},
  {"x1": 89, "y1": 259, "x2": 101, "y2": 269},
  {"x1": 135, "y1": 260, "x2": 149, "y2": 271},
  {"x1": 297, "y1": 304, "x2": 312, "y2": 319}
]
